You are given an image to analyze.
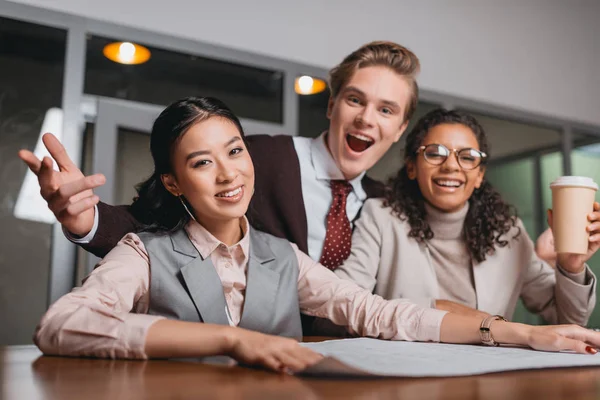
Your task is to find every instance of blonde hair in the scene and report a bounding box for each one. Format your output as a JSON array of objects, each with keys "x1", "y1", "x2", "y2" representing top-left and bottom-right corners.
[{"x1": 328, "y1": 41, "x2": 420, "y2": 121}]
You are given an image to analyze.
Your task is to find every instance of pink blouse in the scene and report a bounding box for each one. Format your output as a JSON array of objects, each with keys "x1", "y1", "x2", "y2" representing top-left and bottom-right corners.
[{"x1": 34, "y1": 218, "x2": 447, "y2": 359}]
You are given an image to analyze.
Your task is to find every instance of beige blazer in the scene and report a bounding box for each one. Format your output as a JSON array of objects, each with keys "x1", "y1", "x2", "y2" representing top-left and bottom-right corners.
[{"x1": 336, "y1": 198, "x2": 596, "y2": 325}]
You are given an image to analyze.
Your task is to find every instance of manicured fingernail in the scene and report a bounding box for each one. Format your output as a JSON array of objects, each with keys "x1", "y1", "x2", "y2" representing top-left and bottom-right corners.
[{"x1": 586, "y1": 346, "x2": 597, "y2": 354}]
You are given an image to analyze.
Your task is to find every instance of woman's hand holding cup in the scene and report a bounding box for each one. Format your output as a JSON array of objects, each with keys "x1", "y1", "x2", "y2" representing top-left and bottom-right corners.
[
  {"x1": 549, "y1": 202, "x2": 600, "y2": 273},
  {"x1": 548, "y1": 176, "x2": 600, "y2": 274}
]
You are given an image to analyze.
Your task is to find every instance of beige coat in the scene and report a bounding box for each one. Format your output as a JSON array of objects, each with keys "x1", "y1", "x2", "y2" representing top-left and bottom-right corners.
[{"x1": 335, "y1": 198, "x2": 596, "y2": 325}]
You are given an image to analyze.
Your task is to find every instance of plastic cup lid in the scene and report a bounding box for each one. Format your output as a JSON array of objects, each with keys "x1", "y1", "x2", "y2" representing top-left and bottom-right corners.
[{"x1": 549, "y1": 176, "x2": 599, "y2": 190}]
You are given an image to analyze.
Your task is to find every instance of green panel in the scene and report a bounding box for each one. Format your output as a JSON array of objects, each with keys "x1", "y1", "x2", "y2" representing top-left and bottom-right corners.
[
  {"x1": 540, "y1": 152, "x2": 563, "y2": 218},
  {"x1": 573, "y1": 150, "x2": 600, "y2": 203},
  {"x1": 486, "y1": 159, "x2": 535, "y2": 237},
  {"x1": 486, "y1": 159, "x2": 540, "y2": 324}
]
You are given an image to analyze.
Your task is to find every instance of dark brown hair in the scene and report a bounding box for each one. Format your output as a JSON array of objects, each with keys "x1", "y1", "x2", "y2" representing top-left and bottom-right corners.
[
  {"x1": 328, "y1": 41, "x2": 420, "y2": 121},
  {"x1": 130, "y1": 96, "x2": 245, "y2": 232}
]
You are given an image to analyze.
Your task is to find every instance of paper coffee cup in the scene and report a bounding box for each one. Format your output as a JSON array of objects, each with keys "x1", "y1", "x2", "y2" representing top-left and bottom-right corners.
[{"x1": 550, "y1": 176, "x2": 598, "y2": 254}]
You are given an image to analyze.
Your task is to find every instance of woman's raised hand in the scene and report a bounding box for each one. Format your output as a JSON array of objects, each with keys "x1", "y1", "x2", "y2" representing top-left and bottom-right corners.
[{"x1": 18, "y1": 133, "x2": 105, "y2": 236}]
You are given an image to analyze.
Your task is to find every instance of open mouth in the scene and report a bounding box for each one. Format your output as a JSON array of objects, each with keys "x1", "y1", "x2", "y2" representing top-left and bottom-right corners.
[
  {"x1": 215, "y1": 186, "x2": 244, "y2": 201},
  {"x1": 346, "y1": 132, "x2": 374, "y2": 153},
  {"x1": 433, "y1": 178, "x2": 464, "y2": 189}
]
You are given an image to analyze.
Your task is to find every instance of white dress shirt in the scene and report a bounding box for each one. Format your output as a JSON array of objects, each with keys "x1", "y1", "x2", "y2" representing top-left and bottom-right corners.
[{"x1": 293, "y1": 132, "x2": 367, "y2": 261}]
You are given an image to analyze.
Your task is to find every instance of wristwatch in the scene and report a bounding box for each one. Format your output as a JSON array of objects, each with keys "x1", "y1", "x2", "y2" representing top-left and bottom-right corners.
[{"x1": 479, "y1": 315, "x2": 507, "y2": 346}]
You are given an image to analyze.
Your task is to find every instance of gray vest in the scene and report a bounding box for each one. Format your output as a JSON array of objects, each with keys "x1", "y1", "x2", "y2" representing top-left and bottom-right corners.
[{"x1": 138, "y1": 227, "x2": 302, "y2": 339}]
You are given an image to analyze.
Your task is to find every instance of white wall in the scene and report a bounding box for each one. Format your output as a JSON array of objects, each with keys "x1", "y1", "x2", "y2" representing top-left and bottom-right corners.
[{"x1": 9, "y1": 0, "x2": 600, "y2": 126}]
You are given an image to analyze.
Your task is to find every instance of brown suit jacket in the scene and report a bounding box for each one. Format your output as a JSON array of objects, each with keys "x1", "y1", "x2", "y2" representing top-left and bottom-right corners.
[{"x1": 83, "y1": 134, "x2": 385, "y2": 258}]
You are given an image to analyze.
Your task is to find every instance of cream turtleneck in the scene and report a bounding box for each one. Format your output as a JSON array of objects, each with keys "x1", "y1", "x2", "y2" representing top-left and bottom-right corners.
[{"x1": 424, "y1": 201, "x2": 477, "y2": 308}]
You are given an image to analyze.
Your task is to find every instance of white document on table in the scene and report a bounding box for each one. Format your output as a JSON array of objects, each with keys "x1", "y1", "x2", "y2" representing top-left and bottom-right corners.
[{"x1": 300, "y1": 338, "x2": 600, "y2": 377}]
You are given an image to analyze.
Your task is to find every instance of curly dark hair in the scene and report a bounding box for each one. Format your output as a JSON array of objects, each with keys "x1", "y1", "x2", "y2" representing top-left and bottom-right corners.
[{"x1": 383, "y1": 108, "x2": 520, "y2": 263}]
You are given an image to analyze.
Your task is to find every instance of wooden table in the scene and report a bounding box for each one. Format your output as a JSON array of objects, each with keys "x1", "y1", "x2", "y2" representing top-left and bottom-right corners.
[{"x1": 3, "y1": 341, "x2": 600, "y2": 400}]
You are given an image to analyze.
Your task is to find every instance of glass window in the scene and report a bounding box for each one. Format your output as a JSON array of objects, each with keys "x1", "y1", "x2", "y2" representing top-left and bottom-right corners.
[
  {"x1": 115, "y1": 128, "x2": 153, "y2": 205},
  {"x1": 84, "y1": 36, "x2": 284, "y2": 123},
  {"x1": 0, "y1": 17, "x2": 66, "y2": 344},
  {"x1": 539, "y1": 133, "x2": 591, "y2": 219},
  {"x1": 298, "y1": 79, "x2": 329, "y2": 138},
  {"x1": 81, "y1": 125, "x2": 153, "y2": 206},
  {"x1": 540, "y1": 152, "x2": 563, "y2": 217},
  {"x1": 76, "y1": 123, "x2": 96, "y2": 282},
  {"x1": 78, "y1": 124, "x2": 153, "y2": 279},
  {"x1": 462, "y1": 111, "x2": 562, "y2": 161},
  {"x1": 487, "y1": 159, "x2": 536, "y2": 235}
]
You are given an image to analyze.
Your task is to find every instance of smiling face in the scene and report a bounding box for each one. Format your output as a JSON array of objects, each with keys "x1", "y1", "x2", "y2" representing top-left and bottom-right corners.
[
  {"x1": 326, "y1": 65, "x2": 411, "y2": 180},
  {"x1": 407, "y1": 123, "x2": 486, "y2": 213},
  {"x1": 161, "y1": 117, "x2": 254, "y2": 233}
]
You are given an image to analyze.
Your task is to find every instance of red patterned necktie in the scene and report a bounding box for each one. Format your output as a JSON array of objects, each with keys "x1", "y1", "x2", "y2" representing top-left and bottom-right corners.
[{"x1": 319, "y1": 180, "x2": 353, "y2": 270}]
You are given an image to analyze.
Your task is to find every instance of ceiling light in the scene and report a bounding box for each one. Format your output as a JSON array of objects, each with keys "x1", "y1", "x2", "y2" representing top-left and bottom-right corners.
[
  {"x1": 103, "y1": 41, "x2": 151, "y2": 65},
  {"x1": 295, "y1": 75, "x2": 327, "y2": 95}
]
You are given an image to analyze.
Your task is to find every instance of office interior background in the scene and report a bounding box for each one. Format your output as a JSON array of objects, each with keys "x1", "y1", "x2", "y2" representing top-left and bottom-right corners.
[{"x1": 1, "y1": 0, "x2": 599, "y2": 345}]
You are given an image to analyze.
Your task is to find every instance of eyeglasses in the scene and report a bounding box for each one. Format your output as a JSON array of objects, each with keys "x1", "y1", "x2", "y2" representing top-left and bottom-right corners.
[{"x1": 416, "y1": 144, "x2": 487, "y2": 170}]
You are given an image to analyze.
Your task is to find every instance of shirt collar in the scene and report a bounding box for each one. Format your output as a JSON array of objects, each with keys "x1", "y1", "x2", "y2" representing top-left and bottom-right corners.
[
  {"x1": 185, "y1": 216, "x2": 250, "y2": 260},
  {"x1": 310, "y1": 131, "x2": 367, "y2": 200}
]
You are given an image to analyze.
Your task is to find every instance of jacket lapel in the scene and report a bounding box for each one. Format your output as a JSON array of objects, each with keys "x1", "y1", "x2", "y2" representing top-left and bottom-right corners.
[
  {"x1": 421, "y1": 244, "x2": 441, "y2": 299},
  {"x1": 171, "y1": 230, "x2": 230, "y2": 326},
  {"x1": 239, "y1": 228, "x2": 281, "y2": 331}
]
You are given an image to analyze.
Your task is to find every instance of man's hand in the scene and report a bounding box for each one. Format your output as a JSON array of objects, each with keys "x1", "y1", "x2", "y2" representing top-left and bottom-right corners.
[
  {"x1": 18, "y1": 133, "x2": 106, "y2": 236},
  {"x1": 535, "y1": 227, "x2": 557, "y2": 267}
]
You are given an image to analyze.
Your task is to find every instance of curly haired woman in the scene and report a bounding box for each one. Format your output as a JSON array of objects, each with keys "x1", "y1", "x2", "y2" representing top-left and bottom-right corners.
[{"x1": 335, "y1": 108, "x2": 598, "y2": 325}]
